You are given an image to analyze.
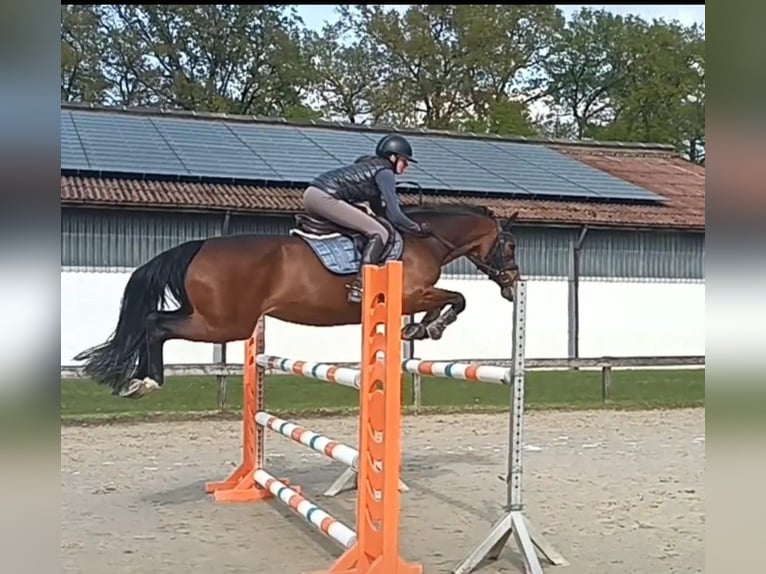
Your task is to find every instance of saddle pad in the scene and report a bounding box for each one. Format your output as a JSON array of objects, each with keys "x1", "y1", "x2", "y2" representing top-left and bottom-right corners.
[{"x1": 291, "y1": 230, "x2": 404, "y2": 276}]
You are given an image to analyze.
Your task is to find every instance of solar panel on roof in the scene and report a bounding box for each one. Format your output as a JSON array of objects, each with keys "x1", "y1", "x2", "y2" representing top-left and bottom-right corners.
[
  {"x1": 509, "y1": 167, "x2": 602, "y2": 199},
  {"x1": 60, "y1": 107, "x2": 668, "y2": 204},
  {"x1": 151, "y1": 116, "x2": 279, "y2": 181},
  {"x1": 428, "y1": 136, "x2": 600, "y2": 199},
  {"x1": 491, "y1": 141, "x2": 665, "y2": 202},
  {"x1": 71, "y1": 111, "x2": 186, "y2": 176},
  {"x1": 428, "y1": 137, "x2": 533, "y2": 196},
  {"x1": 413, "y1": 137, "x2": 527, "y2": 194},
  {"x1": 227, "y1": 123, "x2": 338, "y2": 182},
  {"x1": 297, "y1": 127, "x2": 379, "y2": 165},
  {"x1": 528, "y1": 153, "x2": 667, "y2": 202},
  {"x1": 61, "y1": 111, "x2": 90, "y2": 170},
  {"x1": 396, "y1": 170, "x2": 453, "y2": 192}
]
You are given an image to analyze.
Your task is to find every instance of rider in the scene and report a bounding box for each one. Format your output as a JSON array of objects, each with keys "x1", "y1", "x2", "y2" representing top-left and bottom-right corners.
[{"x1": 303, "y1": 134, "x2": 430, "y2": 303}]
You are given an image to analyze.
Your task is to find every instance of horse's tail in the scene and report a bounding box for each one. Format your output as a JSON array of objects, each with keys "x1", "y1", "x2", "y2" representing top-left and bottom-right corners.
[{"x1": 73, "y1": 240, "x2": 205, "y2": 394}]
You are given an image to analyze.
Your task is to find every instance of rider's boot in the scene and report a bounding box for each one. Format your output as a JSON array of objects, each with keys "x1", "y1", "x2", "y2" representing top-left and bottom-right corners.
[{"x1": 347, "y1": 235, "x2": 385, "y2": 304}]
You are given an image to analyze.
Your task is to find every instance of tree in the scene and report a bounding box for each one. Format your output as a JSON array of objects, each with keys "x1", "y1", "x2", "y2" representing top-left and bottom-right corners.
[
  {"x1": 339, "y1": 4, "x2": 469, "y2": 128},
  {"x1": 61, "y1": 5, "x2": 110, "y2": 103},
  {"x1": 678, "y1": 24, "x2": 705, "y2": 163},
  {"x1": 339, "y1": 4, "x2": 559, "y2": 133},
  {"x1": 455, "y1": 4, "x2": 563, "y2": 136},
  {"x1": 537, "y1": 10, "x2": 705, "y2": 157},
  {"x1": 538, "y1": 8, "x2": 636, "y2": 139},
  {"x1": 60, "y1": 4, "x2": 704, "y2": 156},
  {"x1": 598, "y1": 18, "x2": 705, "y2": 156},
  {"x1": 306, "y1": 19, "x2": 387, "y2": 124},
  {"x1": 62, "y1": 5, "x2": 315, "y2": 115}
]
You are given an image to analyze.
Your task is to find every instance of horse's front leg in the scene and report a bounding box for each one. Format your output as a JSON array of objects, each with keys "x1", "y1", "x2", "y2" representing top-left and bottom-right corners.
[
  {"x1": 422, "y1": 288, "x2": 466, "y2": 340},
  {"x1": 401, "y1": 308, "x2": 440, "y2": 341},
  {"x1": 402, "y1": 287, "x2": 466, "y2": 341}
]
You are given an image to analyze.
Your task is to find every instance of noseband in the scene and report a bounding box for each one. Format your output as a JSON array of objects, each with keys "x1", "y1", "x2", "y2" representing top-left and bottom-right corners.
[{"x1": 467, "y1": 228, "x2": 514, "y2": 284}]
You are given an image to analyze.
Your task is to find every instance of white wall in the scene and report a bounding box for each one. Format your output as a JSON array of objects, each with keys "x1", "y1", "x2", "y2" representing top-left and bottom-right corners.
[{"x1": 61, "y1": 271, "x2": 705, "y2": 366}]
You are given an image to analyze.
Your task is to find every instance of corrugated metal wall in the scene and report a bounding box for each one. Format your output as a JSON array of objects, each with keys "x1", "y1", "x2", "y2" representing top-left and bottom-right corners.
[
  {"x1": 61, "y1": 208, "x2": 292, "y2": 270},
  {"x1": 62, "y1": 208, "x2": 704, "y2": 280},
  {"x1": 443, "y1": 226, "x2": 575, "y2": 278},
  {"x1": 579, "y1": 229, "x2": 704, "y2": 280}
]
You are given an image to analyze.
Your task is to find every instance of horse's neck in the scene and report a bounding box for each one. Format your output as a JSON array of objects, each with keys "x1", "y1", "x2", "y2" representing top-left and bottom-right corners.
[{"x1": 428, "y1": 217, "x2": 488, "y2": 263}]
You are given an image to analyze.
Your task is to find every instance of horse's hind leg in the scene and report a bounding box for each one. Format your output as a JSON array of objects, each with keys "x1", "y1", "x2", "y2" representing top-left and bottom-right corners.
[
  {"x1": 120, "y1": 310, "x2": 187, "y2": 398},
  {"x1": 121, "y1": 309, "x2": 258, "y2": 399}
]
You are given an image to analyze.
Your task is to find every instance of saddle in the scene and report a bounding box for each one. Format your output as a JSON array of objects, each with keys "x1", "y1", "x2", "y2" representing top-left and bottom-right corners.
[{"x1": 294, "y1": 204, "x2": 399, "y2": 260}]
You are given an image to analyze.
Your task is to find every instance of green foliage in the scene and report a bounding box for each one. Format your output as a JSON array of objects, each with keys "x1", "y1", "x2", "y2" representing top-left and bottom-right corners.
[
  {"x1": 538, "y1": 8, "x2": 705, "y2": 159},
  {"x1": 61, "y1": 5, "x2": 111, "y2": 102},
  {"x1": 71, "y1": 4, "x2": 315, "y2": 114},
  {"x1": 539, "y1": 9, "x2": 632, "y2": 139},
  {"x1": 60, "y1": 4, "x2": 705, "y2": 156},
  {"x1": 305, "y1": 19, "x2": 387, "y2": 123},
  {"x1": 458, "y1": 100, "x2": 538, "y2": 137},
  {"x1": 601, "y1": 19, "x2": 705, "y2": 152}
]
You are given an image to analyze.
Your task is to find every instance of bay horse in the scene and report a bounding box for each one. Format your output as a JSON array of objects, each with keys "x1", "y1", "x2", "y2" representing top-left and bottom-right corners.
[{"x1": 73, "y1": 204, "x2": 520, "y2": 398}]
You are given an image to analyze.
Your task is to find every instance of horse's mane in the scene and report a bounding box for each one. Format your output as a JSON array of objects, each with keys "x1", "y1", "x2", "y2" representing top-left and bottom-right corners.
[{"x1": 401, "y1": 203, "x2": 494, "y2": 218}]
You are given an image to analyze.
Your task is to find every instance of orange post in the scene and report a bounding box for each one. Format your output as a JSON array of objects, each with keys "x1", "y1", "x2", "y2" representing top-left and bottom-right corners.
[
  {"x1": 206, "y1": 261, "x2": 419, "y2": 573},
  {"x1": 309, "y1": 261, "x2": 422, "y2": 574},
  {"x1": 205, "y1": 319, "x2": 296, "y2": 502}
]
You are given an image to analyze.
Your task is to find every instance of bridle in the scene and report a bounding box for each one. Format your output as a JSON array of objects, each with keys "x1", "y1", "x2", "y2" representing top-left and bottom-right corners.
[
  {"x1": 466, "y1": 221, "x2": 518, "y2": 284},
  {"x1": 395, "y1": 182, "x2": 515, "y2": 282}
]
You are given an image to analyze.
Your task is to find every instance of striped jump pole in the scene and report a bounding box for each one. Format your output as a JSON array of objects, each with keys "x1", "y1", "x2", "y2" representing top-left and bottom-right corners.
[
  {"x1": 402, "y1": 359, "x2": 510, "y2": 385},
  {"x1": 254, "y1": 356, "x2": 409, "y2": 497},
  {"x1": 256, "y1": 355, "x2": 361, "y2": 389},
  {"x1": 256, "y1": 411, "x2": 359, "y2": 468},
  {"x1": 206, "y1": 261, "x2": 422, "y2": 574},
  {"x1": 260, "y1": 355, "x2": 510, "y2": 386},
  {"x1": 254, "y1": 469, "x2": 357, "y2": 549},
  {"x1": 255, "y1": 412, "x2": 409, "y2": 495}
]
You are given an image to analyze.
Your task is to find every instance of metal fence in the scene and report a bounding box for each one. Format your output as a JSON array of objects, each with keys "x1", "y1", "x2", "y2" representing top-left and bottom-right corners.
[{"x1": 61, "y1": 355, "x2": 704, "y2": 411}]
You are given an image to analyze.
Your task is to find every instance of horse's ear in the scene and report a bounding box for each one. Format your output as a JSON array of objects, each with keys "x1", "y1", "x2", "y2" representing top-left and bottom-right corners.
[{"x1": 502, "y1": 211, "x2": 519, "y2": 230}]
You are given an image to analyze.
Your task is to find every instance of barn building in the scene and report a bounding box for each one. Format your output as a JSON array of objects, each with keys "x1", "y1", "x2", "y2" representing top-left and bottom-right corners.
[{"x1": 61, "y1": 103, "x2": 705, "y2": 365}]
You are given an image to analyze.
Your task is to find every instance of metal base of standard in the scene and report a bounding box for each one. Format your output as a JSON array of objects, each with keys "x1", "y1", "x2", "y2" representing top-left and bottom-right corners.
[
  {"x1": 452, "y1": 510, "x2": 568, "y2": 574},
  {"x1": 323, "y1": 467, "x2": 409, "y2": 497}
]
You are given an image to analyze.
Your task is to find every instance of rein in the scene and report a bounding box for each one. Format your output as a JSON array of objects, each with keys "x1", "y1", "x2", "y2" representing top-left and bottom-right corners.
[
  {"x1": 395, "y1": 180, "x2": 505, "y2": 275},
  {"x1": 424, "y1": 222, "x2": 507, "y2": 282}
]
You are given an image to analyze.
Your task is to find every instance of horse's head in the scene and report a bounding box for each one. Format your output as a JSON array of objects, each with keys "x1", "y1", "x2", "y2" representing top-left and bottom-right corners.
[
  {"x1": 405, "y1": 205, "x2": 521, "y2": 301},
  {"x1": 465, "y1": 210, "x2": 521, "y2": 302}
]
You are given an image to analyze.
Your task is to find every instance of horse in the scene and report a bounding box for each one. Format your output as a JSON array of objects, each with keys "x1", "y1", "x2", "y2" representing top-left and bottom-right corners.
[{"x1": 73, "y1": 203, "x2": 521, "y2": 399}]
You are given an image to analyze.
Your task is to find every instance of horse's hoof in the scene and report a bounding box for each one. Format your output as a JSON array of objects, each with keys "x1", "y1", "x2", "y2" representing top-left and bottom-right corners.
[
  {"x1": 119, "y1": 378, "x2": 161, "y2": 399},
  {"x1": 426, "y1": 320, "x2": 445, "y2": 340},
  {"x1": 402, "y1": 323, "x2": 426, "y2": 340}
]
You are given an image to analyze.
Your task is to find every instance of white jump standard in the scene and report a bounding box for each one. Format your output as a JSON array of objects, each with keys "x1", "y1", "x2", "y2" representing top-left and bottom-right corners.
[{"x1": 451, "y1": 281, "x2": 569, "y2": 574}]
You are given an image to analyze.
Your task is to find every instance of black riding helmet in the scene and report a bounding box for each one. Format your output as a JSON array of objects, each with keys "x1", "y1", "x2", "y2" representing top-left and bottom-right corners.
[{"x1": 375, "y1": 134, "x2": 418, "y2": 164}]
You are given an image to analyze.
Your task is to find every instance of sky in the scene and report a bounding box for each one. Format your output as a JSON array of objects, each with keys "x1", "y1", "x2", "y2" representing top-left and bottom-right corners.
[{"x1": 295, "y1": 4, "x2": 705, "y2": 32}]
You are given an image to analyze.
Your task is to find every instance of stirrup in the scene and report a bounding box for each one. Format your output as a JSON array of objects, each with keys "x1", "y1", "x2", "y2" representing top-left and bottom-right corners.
[{"x1": 346, "y1": 283, "x2": 363, "y2": 303}]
